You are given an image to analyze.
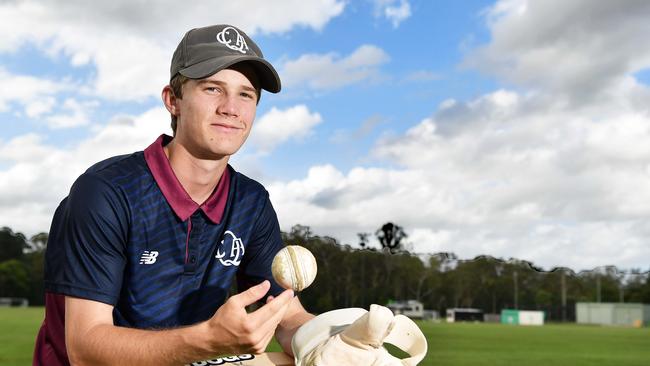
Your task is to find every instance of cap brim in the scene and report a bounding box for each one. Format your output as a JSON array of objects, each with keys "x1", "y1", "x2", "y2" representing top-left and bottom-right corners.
[{"x1": 178, "y1": 55, "x2": 281, "y2": 93}]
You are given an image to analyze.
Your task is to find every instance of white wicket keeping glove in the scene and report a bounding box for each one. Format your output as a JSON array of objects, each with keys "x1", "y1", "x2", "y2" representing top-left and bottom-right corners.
[{"x1": 291, "y1": 304, "x2": 427, "y2": 366}]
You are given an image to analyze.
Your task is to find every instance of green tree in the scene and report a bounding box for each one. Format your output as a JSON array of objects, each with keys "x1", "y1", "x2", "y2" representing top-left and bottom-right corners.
[
  {"x1": 0, "y1": 227, "x2": 28, "y2": 262},
  {"x1": 27, "y1": 232, "x2": 48, "y2": 253},
  {"x1": 279, "y1": 223, "x2": 639, "y2": 320},
  {"x1": 624, "y1": 270, "x2": 650, "y2": 303},
  {"x1": 23, "y1": 232, "x2": 48, "y2": 305},
  {"x1": 375, "y1": 222, "x2": 407, "y2": 254},
  {"x1": 0, "y1": 259, "x2": 30, "y2": 297}
]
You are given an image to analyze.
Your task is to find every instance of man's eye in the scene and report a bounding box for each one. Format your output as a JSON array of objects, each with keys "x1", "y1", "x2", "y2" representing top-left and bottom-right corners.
[{"x1": 206, "y1": 87, "x2": 222, "y2": 93}]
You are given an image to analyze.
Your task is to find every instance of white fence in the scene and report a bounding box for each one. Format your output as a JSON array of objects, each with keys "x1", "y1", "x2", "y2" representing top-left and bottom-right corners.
[{"x1": 0, "y1": 297, "x2": 29, "y2": 307}]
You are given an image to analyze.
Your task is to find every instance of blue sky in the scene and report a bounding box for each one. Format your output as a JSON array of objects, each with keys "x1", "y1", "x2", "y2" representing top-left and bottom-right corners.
[
  {"x1": 2, "y1": 0, "x2": 650, "y2": 272},
  {"x1": 254, "y1": 0, "x2": 498, "y2": 176}
]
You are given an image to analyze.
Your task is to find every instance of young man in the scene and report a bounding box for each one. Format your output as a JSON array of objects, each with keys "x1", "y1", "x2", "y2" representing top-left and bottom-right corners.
[{"x1": 33, "y1": 24, "x2": 313, "y2": 365}]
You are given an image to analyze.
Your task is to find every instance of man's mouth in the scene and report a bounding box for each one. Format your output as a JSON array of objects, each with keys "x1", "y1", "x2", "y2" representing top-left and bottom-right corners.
[{"x1": 211, "y1": 123, "x2": 241, "y2": 132}]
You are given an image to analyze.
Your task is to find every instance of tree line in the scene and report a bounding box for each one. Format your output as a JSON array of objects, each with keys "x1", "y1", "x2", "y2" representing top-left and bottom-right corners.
[
  {"x1": 284, "y1": 224, "x2": 650, "y2": 321},
  {"x1": 1, "y1": 224, "x2": 649, "y2": 322},
  {"x1": 0, "y1": 227, "x2": 47, "y2": 306}
]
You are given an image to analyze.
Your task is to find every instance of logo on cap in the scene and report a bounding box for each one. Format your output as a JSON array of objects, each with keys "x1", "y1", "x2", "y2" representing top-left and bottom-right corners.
[{"x1": 216, "y1": 26, "x2": 249, "y2": 54}]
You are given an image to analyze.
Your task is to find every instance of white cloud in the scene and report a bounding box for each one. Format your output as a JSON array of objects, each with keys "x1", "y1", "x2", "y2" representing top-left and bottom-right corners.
[
  {"x1": 384, "y1": 0, "x2": 412, "y2": 28},
  {"x1": 466, "y1": 0, "x2": 650, "y2": 103},
  {"x1": 0, "y1": 0, "x2": 346, "y2": 100},
  {"x1": 0, "y1": 107, "x2": 170, "y2": 235},
  {"x1": 265, "y1": 80, "x2": 650, "y2": 271},
  {"x1": 25, "y1": 97, "x2": 56, "y2": 118},
  {"x1": 248, "y1": 105, "x2": 323, "y2": 154},
  {"x1": 280, "y1": 45, "x2": 390, "y2": 90},
  {"x1": 0, "y1": 133, "x2": 57, "y2": 163},
  {"x1": 0, "y1": 67, "x2": 68, "y2": 116},
  {"x1": 0, "y1": 67, "x2": 100, "y2": 129},
  {"x1": 0, "y1": 103, "x2": 325, "y2": 238},
  {"x1": 45, "y1": 98, "x2": 97, "y2": 129},
  {"x1": 246, "y1": 0, "x2": 650, "y2": 271},
  {"x1": 4, "y1": 0, "x2": 650, "y2": 275},
  {"x1": 372, "y1": 0, "x2": 412, "y2": 28}
]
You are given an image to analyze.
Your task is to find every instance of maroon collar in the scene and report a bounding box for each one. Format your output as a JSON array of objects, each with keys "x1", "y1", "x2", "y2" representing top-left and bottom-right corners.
[{"x1": 144, "y1": 134, "x2": 230, "y2": 223}]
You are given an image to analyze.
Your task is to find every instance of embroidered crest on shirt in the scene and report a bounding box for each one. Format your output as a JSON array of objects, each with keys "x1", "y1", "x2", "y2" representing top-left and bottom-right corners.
[
  {"x1": 216, "y1": 230, "x2": 245, "y2": 266},
  {"x1": 139, "y1": 250, "x2": 159, "y2": 264}
]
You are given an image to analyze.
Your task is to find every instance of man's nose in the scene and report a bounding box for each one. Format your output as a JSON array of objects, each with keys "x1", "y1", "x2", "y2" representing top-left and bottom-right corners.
[{"x1": 217, "y1": 94, "x2": 239, "y2": 117}]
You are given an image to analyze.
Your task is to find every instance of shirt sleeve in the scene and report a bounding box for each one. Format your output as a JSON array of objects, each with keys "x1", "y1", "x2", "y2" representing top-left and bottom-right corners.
[
  {"x1": 44, "y1": 172, "x2": 129, "y2": 306},
  {"x1": 236, "y1": 192, "x2": 285, "y2": 297}
]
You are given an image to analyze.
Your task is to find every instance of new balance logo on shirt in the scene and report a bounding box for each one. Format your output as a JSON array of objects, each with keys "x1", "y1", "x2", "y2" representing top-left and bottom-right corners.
[{"x1": 139, "y1": 251, "x2": 159, "y2": 264}]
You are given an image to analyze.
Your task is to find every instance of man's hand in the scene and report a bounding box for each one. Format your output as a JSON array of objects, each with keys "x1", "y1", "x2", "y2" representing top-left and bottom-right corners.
[
  {"x1": 269, "y1": 294, "x2": 315, "y2": 356},
  {"x1": 205, "y1": 280, "x2": 294, "y2": 355},
  {"x1": 64, "y1": 281, "x2": 298, "y2": 365}
]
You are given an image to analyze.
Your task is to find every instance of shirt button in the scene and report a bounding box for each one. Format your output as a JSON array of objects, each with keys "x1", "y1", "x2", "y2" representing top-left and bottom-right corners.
[{"x1": 190, "y1": 256, "x2": 197, "y2": 264}]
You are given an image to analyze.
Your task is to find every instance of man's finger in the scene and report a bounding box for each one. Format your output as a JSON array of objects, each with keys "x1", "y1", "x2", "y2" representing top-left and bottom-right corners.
[
  {"x1": 230, "y1": 280, "x2": 271, "y2": 308},
  {"x1": 249, "y1": 289, "x2": 293, "y2": 328}
]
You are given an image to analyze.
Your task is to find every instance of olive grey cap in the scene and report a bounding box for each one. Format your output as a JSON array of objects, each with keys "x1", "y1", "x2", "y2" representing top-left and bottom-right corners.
[{"x1": 170, "y1": 24, "x2": 281, "y2": 93}]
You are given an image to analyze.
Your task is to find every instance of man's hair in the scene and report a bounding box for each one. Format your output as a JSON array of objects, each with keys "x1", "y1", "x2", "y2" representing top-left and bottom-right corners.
[
  {"x1": 168, "y1": 67, "x2": 261, "y2": 135},
  {"x1": 169, "y1": 73, "x2": 190, "y2": 135}
]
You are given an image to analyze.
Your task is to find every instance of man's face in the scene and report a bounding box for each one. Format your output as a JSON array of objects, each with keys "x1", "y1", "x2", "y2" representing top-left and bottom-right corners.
[{"x1": 173, "y1": 64, "x2": 259, "y2": 159}]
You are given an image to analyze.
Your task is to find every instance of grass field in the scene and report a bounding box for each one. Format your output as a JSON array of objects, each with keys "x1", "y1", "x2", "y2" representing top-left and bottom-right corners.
[
  {"x1": 3, "y1": 307, "x2": 649, "y2": 365},
  {"x1": 0, "y1": 307, "x2": 44, "y2": 366}
]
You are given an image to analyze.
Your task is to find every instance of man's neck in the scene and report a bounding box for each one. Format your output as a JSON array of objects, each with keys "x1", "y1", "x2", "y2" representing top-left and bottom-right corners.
[{"x1": 163, "y1": 140, "x2": 228, "y2": 205}]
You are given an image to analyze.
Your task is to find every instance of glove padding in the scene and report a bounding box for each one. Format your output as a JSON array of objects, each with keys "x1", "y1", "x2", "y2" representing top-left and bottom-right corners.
[{"x1": 292, "y1": 304, "x2": 427, "y2": 366}]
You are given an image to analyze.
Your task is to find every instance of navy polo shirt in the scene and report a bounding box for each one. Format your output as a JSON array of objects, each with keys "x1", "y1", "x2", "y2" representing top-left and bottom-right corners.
[{"x1": 34, "y1": 134, "x2": 285, "y2": 365}]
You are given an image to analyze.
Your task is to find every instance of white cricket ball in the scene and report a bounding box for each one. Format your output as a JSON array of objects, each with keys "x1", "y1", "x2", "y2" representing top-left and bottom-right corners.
[{"x1": 272, "y1": 245, "x2": 317, "y2": 292}]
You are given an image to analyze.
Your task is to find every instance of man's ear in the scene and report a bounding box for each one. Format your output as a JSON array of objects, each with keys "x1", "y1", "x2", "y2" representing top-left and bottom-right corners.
[{"x1": 161, "y1": 85, "x2": 179, "y2": 117}]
